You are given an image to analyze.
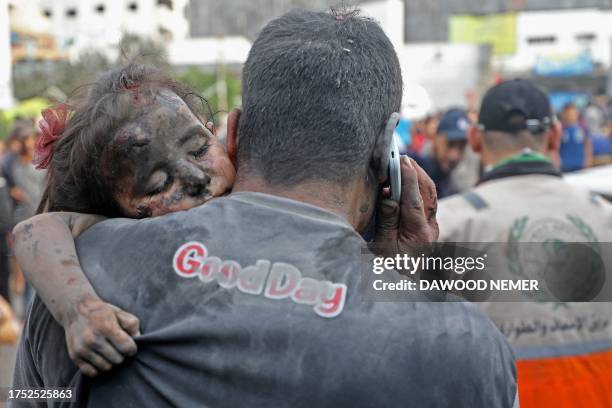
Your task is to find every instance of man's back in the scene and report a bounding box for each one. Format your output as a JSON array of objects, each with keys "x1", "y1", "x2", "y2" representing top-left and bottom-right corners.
[
  {"x1": 69, "y1": 192, "x2": 516, "y2": 407},
  {"x1": 438, "y1": 174, "x2": 612, "y2": 407}
]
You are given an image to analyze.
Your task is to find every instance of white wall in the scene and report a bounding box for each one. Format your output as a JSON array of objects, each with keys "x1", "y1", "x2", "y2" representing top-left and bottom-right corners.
[
  {"x1": 158, "y1": 0, "x2": 189, "y2": 41},
  {"x1": 0, "y1": 0, "x2": 14, "y2": 109},
  {"x1": 168, "y1": 1, "x2": 405, "y2": 74},
  {"x1": 495, "y1": 8, "x2": 612, "y2": 72},
  {"x1": 21, "y1": 0, "x2": 188, "y2": 59},
  {"x1": 168, "y1": 36, "x2": 252, "y2": 67},
  {"x1": 359, "y1": 0, "x2": 404, "y2": 51},
  {"x1": 397, "y1": 43, "x2": 485, "y2": 115}
]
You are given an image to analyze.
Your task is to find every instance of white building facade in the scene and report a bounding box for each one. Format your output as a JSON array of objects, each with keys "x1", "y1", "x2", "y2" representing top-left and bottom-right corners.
[
  {"x1": 11, "y1": 0, "x2": 189, "y2": 60},
  {"x1": 494, "y1": 8, "x2": 612, "y2": 73},
  {"x1": 0, "y1": 0, "x2": 13, "y2": 108}
]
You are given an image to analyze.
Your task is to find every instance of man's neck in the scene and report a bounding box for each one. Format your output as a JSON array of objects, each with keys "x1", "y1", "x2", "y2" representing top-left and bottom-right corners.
[
  {"x1": 232, "y1": 173, "x2": 373, "y2": 231},
  {"x1": 481, "y1": 147, "x2": 548, "y2": 169}
]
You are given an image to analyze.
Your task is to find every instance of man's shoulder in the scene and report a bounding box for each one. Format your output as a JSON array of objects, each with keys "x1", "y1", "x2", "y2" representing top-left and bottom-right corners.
[
  {"x1": 437, "y1": 189, "x2": 482, "y2": 240},
  {"x1": 366, "y1": 300, "x2": 516, "y2": 404},
  {"x1": 79, "y1": 198, "x2": 226, "y2": 242},
  {"x1": 379, "y1": 299, "x2": 506, "y2": 344}
]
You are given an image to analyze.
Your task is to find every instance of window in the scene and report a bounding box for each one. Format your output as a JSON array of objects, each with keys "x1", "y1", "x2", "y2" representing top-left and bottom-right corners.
[
  {"x1": 527, "y1": 36, "x2": 556, "y2": 44},
  {"x1": 576, "y1": 33, "x2": 596, "y2": 42},
  {"x1": 95, "y1": 4, "x2": 105, "y2": 14},
  {"x1": 66, "y1": 7, "x2": 78, "y2": 18},
  {"x1": 157, "y1": 0, "x2": 173, "y2": 9},
  {"x1": 128, "y1": 2, "x2": 139, "y2": 12},
  {"x1": 43, "y1": 9, "x2": 52, "y2": 18}
]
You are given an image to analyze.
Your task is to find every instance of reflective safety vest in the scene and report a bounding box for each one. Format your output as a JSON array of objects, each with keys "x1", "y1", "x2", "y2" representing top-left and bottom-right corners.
[{"x1": 439, "y1": 172, "x2": 612, "y2": 408}]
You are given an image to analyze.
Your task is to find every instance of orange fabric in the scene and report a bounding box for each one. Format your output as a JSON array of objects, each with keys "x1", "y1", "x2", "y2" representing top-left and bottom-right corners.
[{"x1": 517, "y1": 349, "x2": 612, "y2": 408}]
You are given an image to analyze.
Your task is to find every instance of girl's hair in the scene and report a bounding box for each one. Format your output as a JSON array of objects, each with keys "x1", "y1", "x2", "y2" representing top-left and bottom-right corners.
[{"x1": 39, "y1": 63, "x2": 212, "y2": 217}]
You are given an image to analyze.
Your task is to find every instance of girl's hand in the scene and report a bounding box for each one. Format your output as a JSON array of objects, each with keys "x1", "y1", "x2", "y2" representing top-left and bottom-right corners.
[{"x1": 65, "y1": 295, "x2": 140, "y2": 377}]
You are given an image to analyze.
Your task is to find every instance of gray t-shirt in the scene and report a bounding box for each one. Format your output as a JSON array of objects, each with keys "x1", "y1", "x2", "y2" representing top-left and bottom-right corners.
[{"x1": 13, "y1": 192, "x2": 517, "y2": 407}]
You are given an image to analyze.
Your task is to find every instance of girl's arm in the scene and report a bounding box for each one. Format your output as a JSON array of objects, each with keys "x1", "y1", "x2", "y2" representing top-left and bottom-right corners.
[{"x1": 13, "y1": 212, "x2": 140, "y2": 376}]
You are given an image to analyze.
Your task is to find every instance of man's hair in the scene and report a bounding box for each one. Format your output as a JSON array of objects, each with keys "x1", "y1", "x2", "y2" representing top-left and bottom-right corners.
[
  {"x1": 238, "y1": 8, "x2": 402, "y2": 186},
  {"x1": 483, "y1": 130, "x2": 547, "y2": 154}
]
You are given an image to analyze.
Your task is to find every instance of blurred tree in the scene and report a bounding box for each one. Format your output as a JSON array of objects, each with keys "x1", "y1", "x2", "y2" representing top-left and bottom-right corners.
[
  {"x1": 116, "y1": 33, "x2": 171, "y2": 71},
  {"x1": 12, "y1": 52, "x2": 111, "y2": 101},
  {"x1": 8, "y1": 34, "x2": 242, "y2": 134},
  {"x1": 178, "y1": 67, "x2": 241, "y2": 121},
  {"x1": 0, "y1": 114, "x2": 10, "y2": 140},
  {"x1": 11, "y1": 34, "x2": 170, "y2": 102}
]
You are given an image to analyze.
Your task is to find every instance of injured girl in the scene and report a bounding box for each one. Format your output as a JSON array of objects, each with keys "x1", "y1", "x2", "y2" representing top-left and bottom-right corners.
[{"x1": 13, "y1": 64, "x2": 236, "y2": 376}]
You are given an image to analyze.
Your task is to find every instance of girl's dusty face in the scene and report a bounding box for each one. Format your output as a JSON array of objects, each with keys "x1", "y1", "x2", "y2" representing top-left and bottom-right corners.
[{"x1": 109, "y1": 89, "x2": 235, "y2": 218}]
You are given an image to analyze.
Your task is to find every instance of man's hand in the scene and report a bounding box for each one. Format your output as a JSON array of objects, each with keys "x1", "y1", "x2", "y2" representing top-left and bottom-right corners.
[
  {"x1": 65, "y1": 296, "x2": 140, "y2": 377},
  {"x1": 374, "y1": 156, "x2": 438, "y2": 255}
]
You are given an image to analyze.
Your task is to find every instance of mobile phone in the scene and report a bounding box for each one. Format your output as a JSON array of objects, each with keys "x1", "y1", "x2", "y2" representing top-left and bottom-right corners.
[
  {"x1": 389, "y1": 134, "x2": 401, "y2": 203},
  {"x1": 361, "y1": 113, "x2": 402, "y2": 241},
  {"x1": 385, "y1": 113, "x2": 401, "y2": 203}
]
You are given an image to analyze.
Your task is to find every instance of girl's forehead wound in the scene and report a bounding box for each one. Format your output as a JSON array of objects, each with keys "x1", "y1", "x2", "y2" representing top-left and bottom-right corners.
[{"x1": 112, "y1": 122, "x2": 148, "y2": 149}]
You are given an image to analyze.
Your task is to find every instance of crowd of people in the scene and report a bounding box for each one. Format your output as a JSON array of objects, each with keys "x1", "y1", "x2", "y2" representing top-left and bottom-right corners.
[
  {"x1": 0, "y1": 7, "x2": 610, "y2": 408},
  {"x1": 0, "y1": 119, "x2": 45, "y2": 322},
  {"x1": 397, "y1": 94, "x2": 612, "y2": 200}
]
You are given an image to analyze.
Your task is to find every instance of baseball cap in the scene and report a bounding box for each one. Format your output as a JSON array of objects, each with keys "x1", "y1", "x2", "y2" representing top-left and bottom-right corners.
[
  {"x1": 478, "y1": 79, "x2": 553, "y2": 134},
  {"x1": 436, "y1": 108, "x2": 470, "y2": 141}
]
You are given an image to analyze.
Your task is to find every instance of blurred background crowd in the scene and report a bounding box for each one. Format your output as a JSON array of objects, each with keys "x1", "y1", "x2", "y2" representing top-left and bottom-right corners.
[{"x1": 2, "y1": 0, "x2": 612, "y2": 387}]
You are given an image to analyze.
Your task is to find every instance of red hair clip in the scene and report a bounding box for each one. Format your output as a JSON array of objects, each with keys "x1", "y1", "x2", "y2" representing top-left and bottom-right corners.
[{"x1": 33, "y1": 104, "x2": 69, "y2": 170}]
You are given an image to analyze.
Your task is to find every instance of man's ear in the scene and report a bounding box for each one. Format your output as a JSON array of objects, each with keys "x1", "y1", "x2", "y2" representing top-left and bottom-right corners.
[
  {"x1": 371, "y1": 112, "x2": 400, "y2": 183},
  {"x1": 546, "y1": 120, "x2": 562, "y2": 153},
  {"x1": 468, "y1": 125, "x2": 483, "y2": 154},
  {"x1": 226, "y1": 108, "x2": 241, "y2": 166}
]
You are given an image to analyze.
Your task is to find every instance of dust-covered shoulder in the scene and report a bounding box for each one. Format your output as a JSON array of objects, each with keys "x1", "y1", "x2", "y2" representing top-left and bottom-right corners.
[{"x1": 376, "y1": 299, "x2": 517, "y2": 407}]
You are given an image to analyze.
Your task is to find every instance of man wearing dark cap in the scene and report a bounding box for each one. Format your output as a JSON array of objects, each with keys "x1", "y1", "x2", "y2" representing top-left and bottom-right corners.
[
  {"x1": 437, "y1": 79, "x2": 612, "y2": 407},
  {"x1": 411, "y1": 108, "x2": 469, "y2": 198}
]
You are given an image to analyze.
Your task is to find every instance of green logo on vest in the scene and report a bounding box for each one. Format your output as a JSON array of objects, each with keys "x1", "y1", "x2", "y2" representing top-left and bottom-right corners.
[{"x1": 507, "y1": 215, "x2": 603, "y2": 303}]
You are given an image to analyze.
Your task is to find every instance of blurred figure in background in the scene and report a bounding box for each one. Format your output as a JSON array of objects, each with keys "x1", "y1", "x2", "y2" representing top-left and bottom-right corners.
[
  {"x1": 411, "y1": 108, "x2": 469, "y2": 198},
  {"x1": 559, "y1": 103, "x2": 593, "y2": 172},
  {"x1": 411, "y1": 114, "x2": 438, "y2": 156},
  {"x1": 1, "y1": 120, "x2": 30, "y2": 197},
  {"x1": 585, "y1": 97, "x2": 612, "y2": 166},
  {"x1": 438, "y1": 79, "x2": 612, "y2": 408},
  {"x1": 9, "y1": 124, "x2": 44, "y2": 225},
  {"x1": 7, "y1": 123, "x2": 45, "y2": 305},
  {"x1": 0, "y1": 166, "x2": 12, "y2": 304},
  {"x1": 450, "y1": 143, "x2": 480, "y2": 193},
  {"x1": 584, "y1": 96, "x2": 606, "y2": 136},
  {"x1": 393, "y1": 116, "x2": 411, "y2": 154},
  {"x1": 0, "y1": 134, "x2": 18, "y2": 305},
  {"x1": 451, "y1": 107, "x2": 481, "y2": 193}
]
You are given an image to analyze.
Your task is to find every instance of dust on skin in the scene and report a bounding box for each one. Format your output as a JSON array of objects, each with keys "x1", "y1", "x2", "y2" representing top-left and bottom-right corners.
[
  {"x1": 61, "y1": 258, "x2": 80, "y2": 268},
  {"x1": 107, "y1": 89, "x2": 235, "y2": 218}
]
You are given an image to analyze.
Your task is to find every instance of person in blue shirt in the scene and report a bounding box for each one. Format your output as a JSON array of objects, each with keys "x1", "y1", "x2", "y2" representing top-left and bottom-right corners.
[
  {"x1": 559, "y1": 103, "x2": 593, "y2": 172},
  {"x1": 410, "y1": 108, "x2": 469, "y2": 198}
]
